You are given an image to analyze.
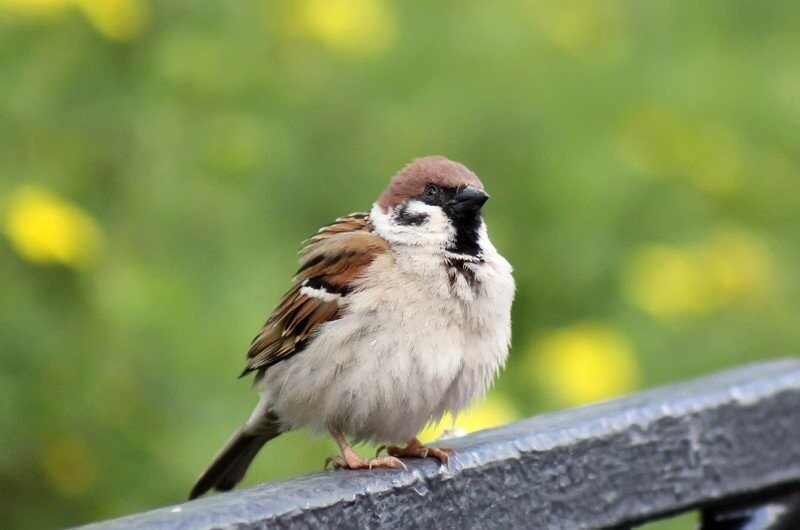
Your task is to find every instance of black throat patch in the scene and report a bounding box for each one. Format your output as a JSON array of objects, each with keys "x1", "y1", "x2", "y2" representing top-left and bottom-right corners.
[{"x1": 446, "y1": 212, "x2": 483, "y2": 257}]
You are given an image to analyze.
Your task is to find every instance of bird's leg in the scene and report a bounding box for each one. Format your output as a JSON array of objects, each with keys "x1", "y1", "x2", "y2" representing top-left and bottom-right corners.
[
  {"x1": 324, "y1": 428, "x2": 408, "y2": 471},
  {"x1": 376, "y1": 437, "x2": 455, "y2": 465}
]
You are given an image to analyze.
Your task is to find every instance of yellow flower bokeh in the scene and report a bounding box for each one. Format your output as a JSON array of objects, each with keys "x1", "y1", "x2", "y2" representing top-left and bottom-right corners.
[
  {"x1": 618, "y1": 106, "x2": 745, "y2": 196},
  {"x1": 623, "y1": 231, "x2": 774, "y2": 319},
  {"x1": 624, "y1": 245, "x2": 713, "y2": 317},
  {"x1": 527, "y1": 0, "x2": 631, "y2": 63},
  {"x1": 293, "y1": 0, "x2": 395, "y2": 58},
  {"x1": 418, "y1": 392, "x2": 519, "y2": 444},
  {"x1": 530, "y1": 323, "x2": 639, "y2": 406},
  {"x1": 703, "y1": 231, "x2": 775, "y2": 302},
  {"x1": 41, "y1": 435, "x2": 97, "y2": 497},
  {"x1": 0, "y1": 0, "x2": 149, "y2": 41},
  {"x1": 74, "y1": 0, "x2": 149, "y2": 41},
  {"x1": 3, "y1": 185, "x2": 103, "y2": 269},
  {"x1": 0, "y1": 0, "x2": 66, "y2": 15}
]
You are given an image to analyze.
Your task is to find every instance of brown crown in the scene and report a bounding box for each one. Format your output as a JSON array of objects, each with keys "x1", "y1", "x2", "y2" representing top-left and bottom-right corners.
[{"x1": 376, "y1": 156, "x2": 484, "y2": 210}]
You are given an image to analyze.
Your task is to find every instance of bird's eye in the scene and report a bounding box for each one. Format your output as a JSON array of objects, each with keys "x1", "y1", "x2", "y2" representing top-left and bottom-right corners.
[{"x1": 424, "y1": 185, "x2": 439, "y2": 197}]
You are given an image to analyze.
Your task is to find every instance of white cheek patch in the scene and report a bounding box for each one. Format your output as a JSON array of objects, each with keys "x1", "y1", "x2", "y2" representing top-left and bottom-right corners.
[
  {"x1": 371, "y1": 201, "x2": 455, "y2": 248},
  {"x1": 403, "y1": 200, "x2": 446, "y2": 223}
]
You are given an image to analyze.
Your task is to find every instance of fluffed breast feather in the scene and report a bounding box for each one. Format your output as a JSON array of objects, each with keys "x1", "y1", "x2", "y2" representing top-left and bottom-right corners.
[{"x1": 241, "y1": 213, "x2": 388, "y2": 377}]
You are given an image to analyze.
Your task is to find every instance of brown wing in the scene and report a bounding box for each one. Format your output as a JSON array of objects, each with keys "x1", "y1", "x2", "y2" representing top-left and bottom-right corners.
[
  {"x1": 241, "y1": 213, "x2": 386, "y2": 376},
  {"x1": 305, "y1": 212, "x2": 370, "y2": 245}
]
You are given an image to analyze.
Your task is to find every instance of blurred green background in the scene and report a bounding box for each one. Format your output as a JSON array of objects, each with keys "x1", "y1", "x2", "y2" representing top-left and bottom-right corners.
[{"x1": 1, "y1": 0, "x2": 798, "y2": 528}]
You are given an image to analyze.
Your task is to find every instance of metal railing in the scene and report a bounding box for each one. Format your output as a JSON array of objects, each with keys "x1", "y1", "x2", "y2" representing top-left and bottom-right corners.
[{"x1": 81, "y1": 359, "x2": 800, "y2": 530}]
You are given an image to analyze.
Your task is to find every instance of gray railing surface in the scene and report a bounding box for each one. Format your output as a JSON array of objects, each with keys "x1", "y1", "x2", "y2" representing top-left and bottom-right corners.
[{"x1": 82, "y1": 359, "x2": 800, "y2": 530}]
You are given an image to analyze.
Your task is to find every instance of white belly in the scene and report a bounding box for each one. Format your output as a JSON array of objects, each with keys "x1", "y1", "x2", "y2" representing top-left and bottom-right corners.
[{"x1": 260, "y1": 248, "x2": 514, "y2": 444}]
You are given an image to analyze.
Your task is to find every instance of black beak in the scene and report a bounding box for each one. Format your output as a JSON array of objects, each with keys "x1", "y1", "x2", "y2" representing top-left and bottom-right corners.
[{"x1": 449, "y1": 185, "x2": 489, "y2": 214}]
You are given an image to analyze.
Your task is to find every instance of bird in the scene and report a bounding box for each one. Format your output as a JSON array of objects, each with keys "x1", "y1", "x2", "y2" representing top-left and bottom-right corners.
[{"x1": 189, "y1": 155, "x2": 515, "y2": 500}]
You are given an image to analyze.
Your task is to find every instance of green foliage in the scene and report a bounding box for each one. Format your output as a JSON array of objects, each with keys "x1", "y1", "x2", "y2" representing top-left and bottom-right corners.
[{"x1": 1, "y1": 1, "x2": 799, "y2": 528}]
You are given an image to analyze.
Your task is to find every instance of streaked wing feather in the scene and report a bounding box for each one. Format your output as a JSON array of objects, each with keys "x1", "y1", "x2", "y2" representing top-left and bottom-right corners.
[{"x1": 241, "y1": 213, "x2": 385, "y2": 376}]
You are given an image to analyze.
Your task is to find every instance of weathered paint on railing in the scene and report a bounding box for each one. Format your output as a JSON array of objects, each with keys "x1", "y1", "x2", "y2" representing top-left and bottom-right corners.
[{"x1": 80, "y1": 359, "x2": 800, "y2": 530}]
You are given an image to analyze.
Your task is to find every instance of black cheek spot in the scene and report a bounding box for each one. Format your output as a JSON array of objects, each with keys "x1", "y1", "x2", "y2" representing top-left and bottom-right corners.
[{"x1": 395, "y1": 203, "x2": 428, "y2": 226}]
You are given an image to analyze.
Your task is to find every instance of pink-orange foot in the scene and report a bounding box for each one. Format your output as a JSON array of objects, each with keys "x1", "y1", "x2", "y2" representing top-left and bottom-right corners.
[
  {"x1": 325, "y1": 427, "x2": 408, "y2": 471},
  {"x1": 325, "y1": 446, "x2": 408, "y2": 471},
  {"x1": 377, "y1": 437, "x2": 455, "y2": 465}
]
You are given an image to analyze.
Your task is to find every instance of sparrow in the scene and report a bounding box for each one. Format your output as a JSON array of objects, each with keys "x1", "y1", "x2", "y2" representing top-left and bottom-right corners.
[{"x1": 189, "y1": 156, "x2": 515, "y2": 500}]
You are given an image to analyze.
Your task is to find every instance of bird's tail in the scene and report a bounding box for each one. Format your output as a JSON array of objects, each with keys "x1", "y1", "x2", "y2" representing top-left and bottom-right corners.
[{"x1": 189, "y1": 411, "x2": 281, "y2": 500}]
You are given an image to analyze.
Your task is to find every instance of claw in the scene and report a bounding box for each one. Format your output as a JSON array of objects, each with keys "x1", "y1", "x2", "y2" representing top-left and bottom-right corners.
[
  {"x1": 384, "y1": 438, "x2": 455, "y2": 466},
  {"x1": 326, "y1": 428, "x2": 410, "y2": 472},
  {"x1": 324, "y1": 456, "x2": 347, "y2": 470},
  {"x1": 368, "y1": 456, "x2": 407, "y2": 471},
  {"x1": 324, "y1": 453, "x2": 408, "y2": 471}
]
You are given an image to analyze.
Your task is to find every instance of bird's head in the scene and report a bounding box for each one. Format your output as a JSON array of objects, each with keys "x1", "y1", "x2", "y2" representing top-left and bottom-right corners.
[{"x1": 372, "y1": 156, "x2": 490, "y2": 258}]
